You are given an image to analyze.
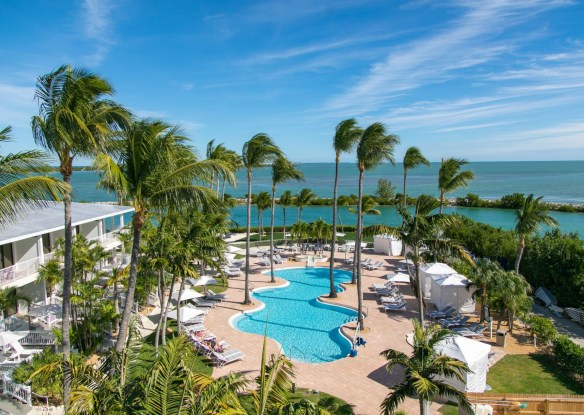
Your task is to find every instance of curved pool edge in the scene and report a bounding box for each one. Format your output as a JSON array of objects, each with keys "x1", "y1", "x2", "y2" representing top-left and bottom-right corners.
[{"x1": 231, "y1": 267, "x2": 358, "y2": 364}]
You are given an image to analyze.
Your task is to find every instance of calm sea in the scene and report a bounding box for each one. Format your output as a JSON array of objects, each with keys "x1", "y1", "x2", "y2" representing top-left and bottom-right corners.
[{"x1": 68, "y1": 161, "x2": 584, "y2": 236}]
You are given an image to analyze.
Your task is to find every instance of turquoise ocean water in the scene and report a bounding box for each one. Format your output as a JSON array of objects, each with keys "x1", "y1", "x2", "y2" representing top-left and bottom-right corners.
[{"x1": 68, "y1": 161, "x2": 584, "y2": 236}]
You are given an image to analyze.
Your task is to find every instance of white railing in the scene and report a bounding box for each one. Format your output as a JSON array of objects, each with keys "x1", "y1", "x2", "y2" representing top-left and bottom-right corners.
[
  {"x1": 1, "y1": 375, "x2": 32, "y2": 406},
  {"x1": 0, "y1": 363, "x2": 19, "y2": 376},
  {"x1": 20, "y1": 332, "x2": 56, "y2": 346},
  {"x1": 0, "y1": 253, "x2": 54, "y2": 287},
  {"x1": 90, "y1": 230, "x2": 122, "y2": 248}
]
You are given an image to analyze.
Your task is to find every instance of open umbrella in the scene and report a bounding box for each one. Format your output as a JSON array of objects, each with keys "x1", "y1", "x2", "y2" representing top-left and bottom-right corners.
[
  {"x1": 171, "y1": 288, "x2": 203, "y2": 302},
  {"x1": 0, "y1": 331, "x2": 29, "y2": 347},
  {"x1": 227, "y1": 245, "x2": 244, "y2": 254},
  {"x1": 189, "y1": 275, "x2": 218, "y2": 287},
  {"x1": 166, "y1": 307, "x2": 205, "y2": 321}
]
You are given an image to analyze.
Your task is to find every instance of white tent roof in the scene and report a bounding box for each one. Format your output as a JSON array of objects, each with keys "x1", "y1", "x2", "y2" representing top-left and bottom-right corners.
[
  {"x1": 386, "y1": 273, "x2": 410, "y2": 283},
  {"x1": 171, "y1": 289, "x2": 203, "y2": 301},
  {"x1": 433, "y1": 274, "x2": 469, "y2": 286},
  {"x1": 422, "y1": 262, "x2": 457, "y2": 275},
  {"x1": 166, "y1": 307, "x2": 205, "y2": 321}
]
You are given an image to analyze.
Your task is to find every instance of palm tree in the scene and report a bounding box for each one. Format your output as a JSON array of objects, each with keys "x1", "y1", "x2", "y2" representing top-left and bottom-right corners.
[
  {"x1": 242, "y1": 134, "x2": 283, "y2": 305},
  {"x1": 37, "y1": 259, "x2": 63, "y2": 304},
  {"x1": 0, "y1": 125, "x2": 68, "y2": 227},
  {"x1": 270, "y1": 157, "x2": 304, "y2": 282},
  {"x1": 95, "y1": 119, "x2": 230, "y2": 352},
  {"x1": 380, "y1": 320, "x2": 472, "y2": 415},
  {"x1": 403, "y1": 146, "x2": 430, "y2": 207},
  {"x1": 514, "y1": 194, "x2": 558, "y2": 274},
  {"x1": 206, "y1": 140, "x2": 239, "y2": 197},
  {"x1": 438, "y1": 158, "x2": 475, "y2": 214},
  {"x1": 330, "y1": 119, "x2": 362, "y2": 298},
  {"x1": 255, "y1": 191, "x2": 272, "y2": 241},
  {"x1": 492, "y1": 270, "x2": 532, "y2": 333},
  {"x1": 467, "y1": 258, "x2": 505, "y2": 322},
  {"x1": 295, "y1": 188, "x2": 315, "y2": 223},
  {"x1": 31, "y1": 65, "x2": 129, "y2": 405},
  {"x1": 354, "y1": 123, "x2": 399, "y2": 329},
  {"x1": 278, "y1": 190, "x2": 294, "y2": 242},
  {"x1": 309, "y1": 218, "x2": 331, "y2": 256}
]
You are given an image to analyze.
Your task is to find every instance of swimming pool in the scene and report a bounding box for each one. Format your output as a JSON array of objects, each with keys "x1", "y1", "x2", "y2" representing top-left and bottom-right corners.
[{"x1": 232, "y1": 267, "x2": 357, "y2": 363}]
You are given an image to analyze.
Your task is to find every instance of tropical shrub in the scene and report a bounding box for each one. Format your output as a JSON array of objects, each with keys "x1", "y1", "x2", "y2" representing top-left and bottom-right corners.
[
  {"x1": 524, "y1": 314, "x2": 557, "y2": 345},
  {"x1": 552, "y1": 336, "x2": 584, "y2": 383}
]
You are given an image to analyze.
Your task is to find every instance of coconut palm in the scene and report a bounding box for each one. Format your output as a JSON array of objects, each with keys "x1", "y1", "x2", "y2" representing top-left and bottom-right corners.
[
  {"x1": 37, "y1": 259, "x2": 63, "y2": 304},
  {"x1": 31, "y1": 65, "x2": 129, "y2": 404},
  {"x1": 354, "y1": 123, "x2": 399, "y2": 329},
  {"x1": 402, "y1": 146, "x2": 430, "y2": 207},
  {"x1": 438, "y1": 158, "x2": 475, "y2": 214},
  {"x1": 467, "y1": 258, "x2": 505, "y2": 322},
  {"x1": 255, "y1": 191, "x2": 272, "y2": 241},
  {"x1": 242, "y1": 134, "x2": 283, "y2": 305},
  {"x1": 206, "y1": 140, "x2": 239, "y2": 197},
  {"x1": 309, "y1": 218, "x2": 331, "y2": 256},
  {"x1": 270, "y1": 157, "x2": 304, "y2": 282},
  {"x1": 380, "y1": 320, "x2": 472, "y2": 415},
  {"x1": 95, "y1": 119, "x2": 230, "y2": 352},
  {"x1": 279, "y1": 190, "x2": 294, "y2": 242},
  {"x1": 330, "y1": 119, "x2": 362, "y2": 298},
  {"x1": 514, "y1": 194, "x2": 558, "y2": 274},
  {"x1": 295, "y1": 188, "x2": 315, "y2": 223},
  {"x1": 0, "y1": 125, "x2": 68, "y2": 227},
  {"x1": 492, "y1": 270, "x2": 532, "y2": 333}
]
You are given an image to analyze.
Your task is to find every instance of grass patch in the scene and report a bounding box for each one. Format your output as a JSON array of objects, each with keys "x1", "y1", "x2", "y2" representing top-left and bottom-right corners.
[
  {"x1": 438, "y1": 402, "x2": 458, "y2": 415},
  {"x1": 488, "y1": 354, "x2": 584, "y2": 394},
  {"x1": 239, "y1": 388, "x2": 353, "y2": 414}
]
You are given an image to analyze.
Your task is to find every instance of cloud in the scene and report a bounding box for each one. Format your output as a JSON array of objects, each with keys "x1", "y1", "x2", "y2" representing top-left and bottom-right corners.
[
  {"x1": 324, "y1": 0, "x2": 573, "y2": 115},
  {"x1": 81, "y1": 0, "x2": 115, "y2": 66},
  {"x1": 247, "y1": 0, "x2": 381, "y2": 23},
  {"x1": 0, "y1": 83, "x2": 36, "y2": 125}
]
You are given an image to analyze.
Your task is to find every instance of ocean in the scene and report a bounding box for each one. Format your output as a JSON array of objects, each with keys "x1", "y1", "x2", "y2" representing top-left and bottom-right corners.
[{"x1": 67, "y1": 161, "x2": 584, "y2": 236}]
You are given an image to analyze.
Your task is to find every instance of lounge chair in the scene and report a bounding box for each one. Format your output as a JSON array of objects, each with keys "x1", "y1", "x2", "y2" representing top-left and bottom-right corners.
[
  {"x1": 256, "y1": 257, "x2": 271, "y2": 266},
  {"x1": 370, "y1": 281, "x2": 394, "y2": 291},
  {"x1": 382, "y1": 301, "x2": 406, "y2": 312},
  {"x1": 360, "y1": 258, "x2": 373, "y2": 267},
  {"x1": 375, "y1": 286, "x2": 399, "y2": 296},
  {"x1": 453, "y1": 324, "x2": 486, "y2": 337},
  {"x1": 440, "y1": 315, "x2": 469, "y2": 328},
  {"x1": 191, "y1": 298, "x2": 217, "y2": 308},
  {"x1": 183, "y1": 323, "x2": 206, "y2": 333},
  {"x1": 380, "y1": 295, "x2": 403, "y2": 304},
  {"x1": 428, "y1": 305, "x2": 456, "y2": 320},
  {"x1": 273, "y1": 254, "x2": 284, "y2": 264},
  {"x1": 223, "y1": 267, "x2": 241, "y2": 278},
  {"x1": 205, "y1": 289, "x2": 228, "y2": 301},
  {"x1": 366, "y1": 261, "x2": 383, "y2": 270},
  {"x1": 212, "y1": 349, "x2": 245, "y2": 367}
]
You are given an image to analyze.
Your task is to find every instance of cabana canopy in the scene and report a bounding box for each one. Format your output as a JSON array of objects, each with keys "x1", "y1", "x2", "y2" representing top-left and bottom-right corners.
[
  {"x1": 430, "y1": 273, "x2": 475, "y2": 313},
  {"x1": 386, "y1": 273, "x2": 410, "y2": 284},
  {"x1": 420, "y1": 262, "x2": 457, "y2": 297}
]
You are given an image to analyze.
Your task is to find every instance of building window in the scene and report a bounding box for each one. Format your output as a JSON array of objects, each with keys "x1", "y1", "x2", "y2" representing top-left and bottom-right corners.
[
  {"x1": 0, "y1": 244, "x2": 14, "y2": 269},
  {"x1": 42, "y1": 233, "x2": 52, "y2": 254}
]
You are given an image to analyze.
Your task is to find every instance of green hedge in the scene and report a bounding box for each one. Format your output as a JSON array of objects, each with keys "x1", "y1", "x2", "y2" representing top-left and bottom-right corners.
[{"x1": 552, "y1": 336, "x2": 584, "y2": 383}]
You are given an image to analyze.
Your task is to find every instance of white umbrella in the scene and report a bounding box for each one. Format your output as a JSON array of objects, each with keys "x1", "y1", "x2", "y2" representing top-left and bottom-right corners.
[
  {"x1": 227, "y1": 245, "x2": 240, "y2": 253},
  {"x1": 0, "y1": 331, "x2": 29, "y2": 347},
  {"x1": 190, "y1": 275, "x2": 218, "y2": 287},
  {"x1": 166, "y1": 307, "x2": 205, "y2": 321},
  {"x1": 171, "y1": 288, "x2": 204, "y2": 302},
  {"x1": 335, "y1": 232, "x2": 345, "y2": 237}
]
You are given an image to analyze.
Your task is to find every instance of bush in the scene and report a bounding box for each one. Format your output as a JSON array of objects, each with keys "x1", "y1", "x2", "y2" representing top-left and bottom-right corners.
[
  {"x1": 552, "y1": 336, "x2": 584, "y2": 383},
  {"x1": 525, "y1": 314, "x2": 557, "y2": 344},
  {"x1": 12, "y1": 349, "x2": 64, "y2": 405}
]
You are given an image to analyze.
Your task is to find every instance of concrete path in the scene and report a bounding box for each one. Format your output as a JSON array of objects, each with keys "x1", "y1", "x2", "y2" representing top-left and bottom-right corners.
[{"x1": 532, "y1": 303, "x2": 584, "y2": 346}]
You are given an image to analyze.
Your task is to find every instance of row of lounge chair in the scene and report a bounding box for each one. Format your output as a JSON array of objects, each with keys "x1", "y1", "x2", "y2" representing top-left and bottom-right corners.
[
  {"x1": 184, "y1": 324, "x2": 246, "y2": 367},
  {"x1": 257, "y1": 254, "x2": 285, "y2": 266},
  {"x1": 428, "y1": 305, "x2": 487, "y2": 337},
  {"x1": 370, "y1": 281, "x2": 407, "y2": 313},
  {"x1": 344, "y1": 257, "x2": 386, "y2": 270}
]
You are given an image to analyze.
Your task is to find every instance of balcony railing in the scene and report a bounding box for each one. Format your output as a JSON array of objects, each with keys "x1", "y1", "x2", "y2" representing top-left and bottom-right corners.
[
  {"x1": 0, "y1": 253, "x2": 54, "y2": 287},
  {"x1": 90, "y1": 230, "x2": 123, "y2": 248},
  {"x1": 0, "y1": 375, "x2": 31, "y2": 406}
]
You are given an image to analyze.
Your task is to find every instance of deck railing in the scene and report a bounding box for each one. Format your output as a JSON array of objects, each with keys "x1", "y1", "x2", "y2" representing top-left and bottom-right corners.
[
  {"x1": 20, "y1": 331, "x2": 56, "y2": 346},
  {"x1": 0, "y1": 253, "x2": 55, "y2": 287},
  {"x1": 0, "y1": 375, "x2": 32, "y2": 406},
  {"x1": 90, "y1": 229, "x2": 123, "y2": 248}
]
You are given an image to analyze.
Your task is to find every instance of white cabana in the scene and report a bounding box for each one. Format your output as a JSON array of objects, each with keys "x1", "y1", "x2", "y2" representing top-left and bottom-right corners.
[
  {"x1": 171, "y1": 288, "x2": 204, "y2": 302},
  {"x1": 420, "y1": 262, "x2": 457, "y2": 297},
  {"x1": 373, "y1": 234, "x2": 402, "y2": 256},
  {"x1": 166, "y1": 307, "x2": 205, "y2": 321},
  {"x1": 435, "y1": 335, "x2": 491, "y2": 392},
  {"x1": 386, "y1": 272, "x2": 410, "y2": 284},
  {"x1": 430, "y1": 274, "x2": 475, "y2": 313}
]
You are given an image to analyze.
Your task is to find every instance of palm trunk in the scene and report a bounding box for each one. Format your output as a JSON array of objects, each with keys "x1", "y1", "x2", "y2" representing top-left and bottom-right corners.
[
  {"x1": 356, "y1": 169, "x2": 365, "y2": 330},
  {"x1": 415, "y1": 252, "x2": 425, "y2": 324},
  {"x1": 270, "y1": 186, "x2": 276, "y2": 283},
  {"x1": 282, "y1": 207, "x2": 287, "y2": 242},
  {"x1": 115, "y1": 212, "x2": 143, "y2": 352},
  {"x1": 221, "y1": 179, "x2": 226, "y2": 201},
  {"x1": 176, "y1": 277, "x2": 186, "y2": 333},
  {"x1": 244, "y1": 169, "x2": 252, "y2": 305},
  {"x1": 154, "y1": 269, "x2": 163, "y2": 351},
  {"x1": 439, "y1": 190, "x2": 444, "y2": 214},
  {"x1": 420, "y1": 398, "x2": 430, "y2": 415},
  {"x1": 329, "y1": 156, "x2": 339, "y2": 298},
  {"x1": 61, "y1": 171, "x2": 72, "y2": 408},
  {"x1": 161, "y1": 272, "x2": 177, "y2": 346},
  {"x1": 403, "y1": 170, "x2": 407, "y2": 207},
  {"x1": 258, "y1": 208, "x2": 262, "y2": 241},
  {"x1": 515, "y1": 237, "x2": 525, "y2": 274}
]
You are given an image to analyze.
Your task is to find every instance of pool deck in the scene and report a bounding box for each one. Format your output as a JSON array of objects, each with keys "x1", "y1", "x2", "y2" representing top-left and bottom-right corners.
[{"x1": 204, "y1": 250, "x2": 439, "y2": 414}]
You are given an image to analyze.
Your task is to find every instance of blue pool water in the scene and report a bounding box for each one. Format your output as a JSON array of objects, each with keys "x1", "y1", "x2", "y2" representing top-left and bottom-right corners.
[{"x1": 232, "y1": 268, "x2": 357, "y2": 363}]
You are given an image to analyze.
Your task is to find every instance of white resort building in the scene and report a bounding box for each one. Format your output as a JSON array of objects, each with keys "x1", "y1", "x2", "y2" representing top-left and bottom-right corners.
[{"x1": 0, "y1": 202, "x2": 134, "y2": 312}]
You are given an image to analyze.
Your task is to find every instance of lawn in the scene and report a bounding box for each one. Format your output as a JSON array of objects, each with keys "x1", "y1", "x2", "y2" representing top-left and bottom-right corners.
[{"x1": 487, "y1": 354, "x2": 584, "y2": 394}]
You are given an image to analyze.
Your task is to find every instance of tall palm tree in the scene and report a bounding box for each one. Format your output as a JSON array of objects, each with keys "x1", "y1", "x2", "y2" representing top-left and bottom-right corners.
[
  {"x1": 31, "y1": 64, "x2": 129, "y2": 405},
  {"x1": 242, "y1": 134, "x2": 283, "y2": 305},
  {"x1": 206, "y1": 140, "x2": 238, "y2": 197},
  {"x1": 402, "y1": 146, "x2": 430, "y2": 207},
  {"x1": 278, "y1": 190, "x2": 294, "y2": 242},
  {"x1": 308, "y1": 218, "x2": 331, "y2": 256},
  {"x1": 270, "y1": 157, "x2": 304, "y2": 282},
  {"x1": 438, "y1": 158, "x2": 475, "y2": 214},
  {"x1": 330, "y1": 119, "x2": 362, "y2": 298},
  {"x1": 295, "y1": 188, "x2": 315, "y2": 223},
  {"x1": 37, "y1": 259, "x2": 63, "y2": 304},
  {"x1": 354, "y1": 123, "x2": 399, "y2": 329},
  {"x1": 467, "y1": 258, "x2": 505, "y2": 322},
  {"x1": 514, "y1": 194, "x2": 558, "y2": 274},
  {"x1": 95, "y1": 119, "x2": 230, "y2": 352},
  {"x1": 380, "y1": 321, "x2": 471, "y2": 415},
  {"x1": 0, "y1": 125, "x2": 68, "y2": 227},
  {"x1": 255, "y1": 191, "x2": 272, "y2": 241}
]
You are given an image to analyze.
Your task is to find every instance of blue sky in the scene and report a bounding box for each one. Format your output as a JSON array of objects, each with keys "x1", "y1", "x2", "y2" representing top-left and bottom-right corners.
[{"x1": 1, "y1": 0, "x2": 583, "y2": 163}]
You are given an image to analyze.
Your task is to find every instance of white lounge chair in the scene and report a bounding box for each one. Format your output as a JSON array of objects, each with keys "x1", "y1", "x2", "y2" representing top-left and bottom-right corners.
[
  {"x1": 212, "y1": 349, "x2": 245, "y2": 367},
  {"x1": 366, "y1": 261, "x2": 383, "y2": 270},
  {"x1": 382, "y1": 301, "x2": 406, "y2": 313},
  {"x1": 205, "y1": 289, "x2": 228, "y2": 301},
  {"x1": 223, "y1": 267, "x2": 241, "y2": 278},
  {"x1": 370, "y1": 281, "x2": 394, "y2": 291},
  {"x1": 273, "y1": 254, "x2": 284, "y2": 264}
]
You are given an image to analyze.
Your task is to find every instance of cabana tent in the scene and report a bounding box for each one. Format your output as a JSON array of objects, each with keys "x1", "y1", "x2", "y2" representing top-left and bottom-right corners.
[
  {"x1": 420, "y1": 262, "x2": 457, "y2": 297},
  {"x1": 386, "y1": 273, "x2": 410, "y2": 284},
  {"x1": 430, "y1": 274, "x2": 475, "y2": 313},
  {"x1": 435, "y1": 335, "x2": 491, "y2": 392},
  {"x1": 373, "y1": 234, "x2": 402, "y2": 256}
]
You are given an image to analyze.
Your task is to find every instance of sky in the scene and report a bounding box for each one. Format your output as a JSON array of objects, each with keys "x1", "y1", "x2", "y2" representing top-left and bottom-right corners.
[{"x1": 1, "y1": 0, "x2": 583, "y2": 163}]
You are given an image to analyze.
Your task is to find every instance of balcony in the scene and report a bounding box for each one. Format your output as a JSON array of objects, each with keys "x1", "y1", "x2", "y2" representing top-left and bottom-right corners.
[
  {"x1": 0, "y1": 253, "x2": 54, "y2": 288},
  {"x1": 90, "y1": 229, "x2": 123, "y2": 250}
]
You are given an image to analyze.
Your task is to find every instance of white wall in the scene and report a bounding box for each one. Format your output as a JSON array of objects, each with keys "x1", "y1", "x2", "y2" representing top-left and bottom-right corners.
[
  {"x1": 17, "y1": 280, "x2": 46, "y2": 306},
  {"x1": 80, "y1": 221, "x2": 99, "y2": 239},
  {"x1": 13, "y1": 237, "x2": 39, "y2": 264}
]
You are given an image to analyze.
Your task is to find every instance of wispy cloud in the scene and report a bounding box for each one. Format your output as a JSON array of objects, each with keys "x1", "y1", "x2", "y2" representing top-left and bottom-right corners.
[
  {"x1": 81, "y1": 0, "x2": 115, "y2": 66},
  {"x1": 324, "y1": 0, "x2": 573, "y2": 115},
  {"x1": 248, "y1": 0, "x2": 381, "y2": 23},
  {"x1": 0, "y1": 83, "x2": 36, "y2": 125}
]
